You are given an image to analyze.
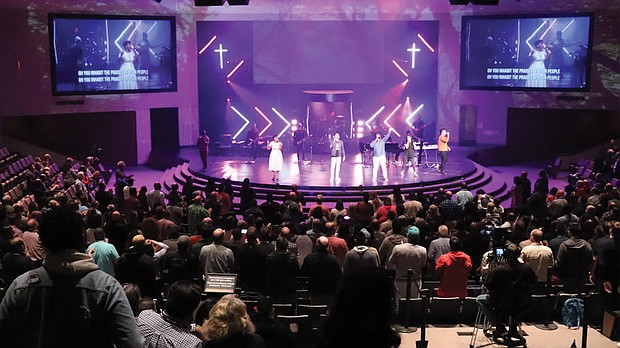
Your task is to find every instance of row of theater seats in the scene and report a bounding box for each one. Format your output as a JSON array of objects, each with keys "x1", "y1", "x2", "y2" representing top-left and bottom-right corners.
[
  {"x1": 398, "y1": 290, "x2": 602, "y2": 327},
  {"x1": 568, "y1": 157, "x2": 619, "y2": 187},
  {"x1": 1, "y1": 152, "x2": 37, "y2": 199}
]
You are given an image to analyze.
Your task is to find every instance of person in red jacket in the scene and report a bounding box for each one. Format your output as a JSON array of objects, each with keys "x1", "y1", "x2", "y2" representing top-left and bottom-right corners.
[{"x1": 436, "y1": 237, "x2": 472, "y2": 299}]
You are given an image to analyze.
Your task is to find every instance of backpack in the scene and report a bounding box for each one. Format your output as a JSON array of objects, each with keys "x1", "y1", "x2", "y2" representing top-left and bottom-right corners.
[{"x1": 562, "y1": 297, "x2": 584, "y2": 328}]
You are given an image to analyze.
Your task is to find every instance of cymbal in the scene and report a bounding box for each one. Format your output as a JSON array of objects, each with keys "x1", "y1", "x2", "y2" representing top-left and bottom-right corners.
[{"x1": 335, "y1": 115, "x2": 345, "y2": 118}]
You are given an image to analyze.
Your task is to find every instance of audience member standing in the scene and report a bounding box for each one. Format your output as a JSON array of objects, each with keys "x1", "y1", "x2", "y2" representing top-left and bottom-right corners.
[
  {"x1": 520, "y1": 229, "x2": 554, "y2": 283},
  {"x1": 343, "y1": 230, "x2": 380, "y2": 273},
  {"x1": 87, "y1": 228, "x2": 119, "y2": 277},
  {"x1": 200, "y1": 228, "x2": 235, "y2": 277},
  {"x1": 265, "y1": 237, "x2": 299, "y2": 304},
  {"x1": 301, "y1": 236, "x2": 341, "y2": 308},
  {"x1": 556, "y1": 223, "x2": 594, "y2": 293},
  {"x1": 0, "y1": 206, "x2": 144, "y2": 348},
  {"x1": 386, "y1": 226, "x2": 427, "y2": 300}
]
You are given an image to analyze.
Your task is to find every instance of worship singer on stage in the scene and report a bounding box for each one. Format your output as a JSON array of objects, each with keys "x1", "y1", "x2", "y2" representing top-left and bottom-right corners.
[
  {"x1": 401, "y1": 131, "x2": 419, "y2": 177},
  {"x1": 370, "y1": 129, "x2": 391, "y2": 181},
  {"x1": 197, "y1": 130, "x2": 210, "y2": 171},
  {"x1": 329, "y1": 133, "x2": 345, "y2": 183},
  {"x1": 438, "y1": 128, "x2": 451, "y2": 174},
  {"x1": 412, "y1": 115, "x2": 426, "y2": 165},
  {"x1": 293, "y1": 123, "x2": 307, "y2": 163},
  {"x1": 267, "y1": 135, "x2": 283, "y2": 181},
  {"x1": 246, "y1": 123, "x2": 259, "y2": 161}
]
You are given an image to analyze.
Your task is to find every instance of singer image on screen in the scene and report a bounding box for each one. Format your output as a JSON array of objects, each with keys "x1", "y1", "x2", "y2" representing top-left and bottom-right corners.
[
  {"x1": 197, "y1": 130, "x2": 210, "y2": 171},
  {"x1": 329, "y1": 132, "x2": 346, "y2": 183},
  {"x1": 438, "y1": 128, "x2": 451, "y2": 174},
  {"x1": 525, "y1": 39, "x2": 550, "y2": 88},
  {"x1": 370, "y1": 129, "x2": 392, "y2": 181},
  {"x1": 118, "y1": 40, "x2": 138, "y2": 90},
  {"x1": 267, "y1": 135, "x2": 283, "y2": 181}
]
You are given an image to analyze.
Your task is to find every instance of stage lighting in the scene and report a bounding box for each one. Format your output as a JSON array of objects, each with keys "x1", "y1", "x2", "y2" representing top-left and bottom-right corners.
[
  {"x1": 195, "y1": 0, "x2": 225, "y2": 5},
  {"x1": 473, "y1": 0, "x2": 499, "y2": 4},
  {"x1": 450, "y1": 0, "x2": 498, "y2": 4}
]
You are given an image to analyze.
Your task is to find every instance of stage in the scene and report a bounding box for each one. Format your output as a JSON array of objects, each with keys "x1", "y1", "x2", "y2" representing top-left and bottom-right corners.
[{"x1": 186, "y1": 146, "x2": 477, "y2": 189}]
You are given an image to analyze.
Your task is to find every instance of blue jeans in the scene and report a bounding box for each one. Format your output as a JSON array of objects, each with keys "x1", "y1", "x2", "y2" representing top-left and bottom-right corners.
[{"x1": 476, "y1": 294, "x2": 500, "y2": 326}]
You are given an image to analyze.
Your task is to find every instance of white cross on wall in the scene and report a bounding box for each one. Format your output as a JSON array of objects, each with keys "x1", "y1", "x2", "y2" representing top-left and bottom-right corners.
[
  {"x1": 407, "y1": 43, "x2": 421, "y2": 69},
  {"x1": 214, "y1": 44, "x2": 228, "y2": 70}
]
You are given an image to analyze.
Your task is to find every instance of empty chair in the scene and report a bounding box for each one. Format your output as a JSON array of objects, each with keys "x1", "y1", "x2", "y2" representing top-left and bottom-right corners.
[
  {"x1": 547, "y1": 157, "x2": 562, "y2": 179},
  {"x1": 467, "y1": 285, "x2": 483, "y2": 297},
  {"x1": 272, "y1": 303, "x2": 295, "y2": 316},
  {"x1": 297, "y1": 304, "x2": 328, "y2": 331},
  {"x1": 428, "y1": 297, "x2": 461, "y2": 325},
  {"x1": 296, "y1": 276, "x2": 309, "y2": 290},
  {"x1": 521, "y1": 294, "x2": 547, "y2": 323},
  {"x1": 276, "y1": 315, "x2": 314, "y2": 348},
  {"x1": 296, "y1": 289, "x2": 311, "y2": 305},
  {"x1": 398, "y1": 297, "x2": 425, "y2": 327},
  {"x1": 461, "y1": 297, "x2": 479, "y2": 326}
]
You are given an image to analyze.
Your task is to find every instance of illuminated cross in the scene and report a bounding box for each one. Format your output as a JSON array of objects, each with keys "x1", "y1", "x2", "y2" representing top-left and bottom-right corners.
[
  {"x1": 214, "y1": 44, "x2": 228, "y2": 70},
  {"x1": 407, "y1": 43, "x2": 421, "y2": 69}
]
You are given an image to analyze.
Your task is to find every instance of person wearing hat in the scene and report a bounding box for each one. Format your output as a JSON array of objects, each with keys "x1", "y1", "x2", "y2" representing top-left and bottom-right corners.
[
  {"x1": 343, "y1": 229, "x2": 380, "y2": 273},
  {"x1": 386, "y1": 225, "x2": 427, "y2": 301}
]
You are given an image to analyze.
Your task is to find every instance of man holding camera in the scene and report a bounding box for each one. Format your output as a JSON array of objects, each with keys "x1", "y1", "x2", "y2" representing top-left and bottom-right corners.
[{"x1": 476, "y1": 243, "x2": 536, "y2": 341}]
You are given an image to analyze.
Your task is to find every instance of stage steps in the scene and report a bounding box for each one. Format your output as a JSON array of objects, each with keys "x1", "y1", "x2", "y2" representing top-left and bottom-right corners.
[{"x1": 161, "y1": 160, "x2": 510, "y2": 211}]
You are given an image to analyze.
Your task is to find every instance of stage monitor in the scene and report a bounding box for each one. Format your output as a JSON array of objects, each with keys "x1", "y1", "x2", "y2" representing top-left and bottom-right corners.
[
  {"x1": 460, "y1": 13, "x2": 593, "y2": 92},
  {"x1": 48, "y1": 14, "x2": 177, "y2": 96}
]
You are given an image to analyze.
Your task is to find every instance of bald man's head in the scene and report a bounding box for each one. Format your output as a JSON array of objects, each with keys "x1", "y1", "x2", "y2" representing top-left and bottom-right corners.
[
  {"x1": 212, "y1": 228, "x2": 224, "y2": 243},
  {"x1": 280, "y1": 226, "x2": 291, "y2": 237},
  {"x1": 530, "y1": 229, "x2": 543, "y2": 243},
  {"x1": 316, "y1": 236, "x2": 329, "y2": 252},
  {"x1": 111, "y1": 211, "x2": 122, "y2": 222},
  {"x1": 438, "y1": 225, "x2": 449, "y2": 237}
]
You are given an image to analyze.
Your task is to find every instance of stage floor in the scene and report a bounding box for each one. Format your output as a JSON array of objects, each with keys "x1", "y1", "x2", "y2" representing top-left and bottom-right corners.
[{"x1": 183, "y1": 147, "x2": 476, "y2": 187}]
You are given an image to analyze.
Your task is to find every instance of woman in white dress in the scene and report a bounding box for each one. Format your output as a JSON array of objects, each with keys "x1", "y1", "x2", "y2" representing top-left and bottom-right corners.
[
  {"x1": 267, "y1": 136, "x2": 283, "y2": 181},
  {"x1": 525, "y1": 39, "x2": 550, "y2": 88},
  {"x1": 118, "y1": 40, "x2": 138, "y2": 90}
]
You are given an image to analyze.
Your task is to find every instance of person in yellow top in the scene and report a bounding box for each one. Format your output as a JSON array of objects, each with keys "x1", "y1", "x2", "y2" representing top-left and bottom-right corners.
[{"x1": 437, "y1": 128, "x2": 451, "y2": 173}]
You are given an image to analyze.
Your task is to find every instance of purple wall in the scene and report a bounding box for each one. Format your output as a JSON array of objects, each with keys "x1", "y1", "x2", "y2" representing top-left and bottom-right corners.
[{"x1": 0, "y1": 0, "x2": 618, "y2": 164}]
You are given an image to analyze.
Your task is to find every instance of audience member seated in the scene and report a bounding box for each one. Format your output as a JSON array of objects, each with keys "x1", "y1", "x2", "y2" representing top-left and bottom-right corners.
[
  {"x1": 477, "y1": 243, "x2": 536, "y2": 343},
  {"x1": 436, "y1": 237, "x2": 472, "y2": 298},
  {"x1": 138, "y1": 280, "x2": 203, "y2": 348},
  {"x1": 197, "y1": 294, "x2": 266, "y2": 348},
  {"x1": 251, "y1": 295, "x2": 296, "y2": 348},
  {"x1": 319, "y1": 266, "x2": 401, "y2": 348}
]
